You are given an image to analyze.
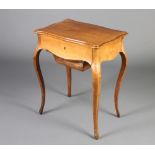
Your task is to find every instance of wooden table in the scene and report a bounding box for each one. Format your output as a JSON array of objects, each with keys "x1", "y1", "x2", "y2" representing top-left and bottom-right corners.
[{"x1": 33, "y1": 19, "x2": 128, "y2": 139}]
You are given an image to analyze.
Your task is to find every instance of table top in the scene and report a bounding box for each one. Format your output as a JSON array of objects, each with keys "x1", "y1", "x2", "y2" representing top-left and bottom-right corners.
[{"x1": 35, "y1": 19, "x2": 127, "y2": 47}]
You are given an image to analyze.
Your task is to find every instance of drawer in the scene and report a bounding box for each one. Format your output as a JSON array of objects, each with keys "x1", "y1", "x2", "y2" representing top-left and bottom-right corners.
[{"x1": 38, "y1": 33, "x2": 92, "y2": 64}]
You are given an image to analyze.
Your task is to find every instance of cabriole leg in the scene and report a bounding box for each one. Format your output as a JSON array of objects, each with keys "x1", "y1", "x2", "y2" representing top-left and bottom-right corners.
[
  {"x1": 91, "y1": 62, "x2": 101, "y2": 139},
  {"x1": 66, "y1": 66, "x2": 72, "y2": 97},
  {"x1": 33, "y1": 48, "x2": 45, "y2": 114},
  {"x1": 114, "y1": 52, "x2": 128, "y2": 117}
]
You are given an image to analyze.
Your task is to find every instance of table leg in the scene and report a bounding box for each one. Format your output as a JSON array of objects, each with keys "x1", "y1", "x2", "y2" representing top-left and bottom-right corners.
[
  {"x1": 33, "y1": 48, "x2": 45, "y2": 114},
  {"x1": 91, "y1": 62, "x2": 101, "y2": 139},
  {"x1": 114, "y1": 52, "x2": 128, "y2": 117},
  {"x1": 66, "y1": 66, "x2": 72, "y2": 97}
]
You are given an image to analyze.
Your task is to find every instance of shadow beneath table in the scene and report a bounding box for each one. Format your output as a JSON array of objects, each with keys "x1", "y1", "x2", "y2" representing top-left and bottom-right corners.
[
  {"x1": 121, "y1": 102, "x2": 155, "y2": 118},
  {"x1": 50, "y1": 115, "x2": 93, "y2": 138},
  {"x1": 44, "y1": 85, "x2": 118, "y2": 118},
  {"x1": 0, "y1": 92, "x2": 39, "y2": 114},
  {"x1": 100, "y1": 102, "x2": 155, "y2": 139}
]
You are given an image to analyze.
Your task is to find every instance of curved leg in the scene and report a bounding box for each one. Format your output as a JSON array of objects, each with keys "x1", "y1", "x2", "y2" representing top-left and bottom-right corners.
[
  {"x1": 91, "y1": 62, "x2": 101, "y2": 139},
  {"x1": 33, "y1": 48, "x2": 45, "y2": 114},
  {"x1": 66, "y1": 66, "x2": 72, "y2": 97},
  {"x1": 114, "y1": 52, "x2": 128, "y2": 117}
]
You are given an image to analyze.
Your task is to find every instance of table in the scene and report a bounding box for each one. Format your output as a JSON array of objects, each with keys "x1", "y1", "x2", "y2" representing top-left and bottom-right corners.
[{"x1": 33, "y1": 19, "x2": 128, "y2": 139}]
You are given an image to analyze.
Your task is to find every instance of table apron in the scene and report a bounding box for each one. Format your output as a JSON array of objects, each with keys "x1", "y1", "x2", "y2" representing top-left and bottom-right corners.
[
  {"x1": 37, "y1": 34, "x2": 92, "y2": 65},
  {"x1": 97, "y1": 36, "x2": 124, "y2": 63}
]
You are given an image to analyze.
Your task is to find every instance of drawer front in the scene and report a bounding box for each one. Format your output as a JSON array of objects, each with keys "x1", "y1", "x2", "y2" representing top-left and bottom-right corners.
[{"x1": 38, "y1": 34, "x2": 92, "y2": 64}]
